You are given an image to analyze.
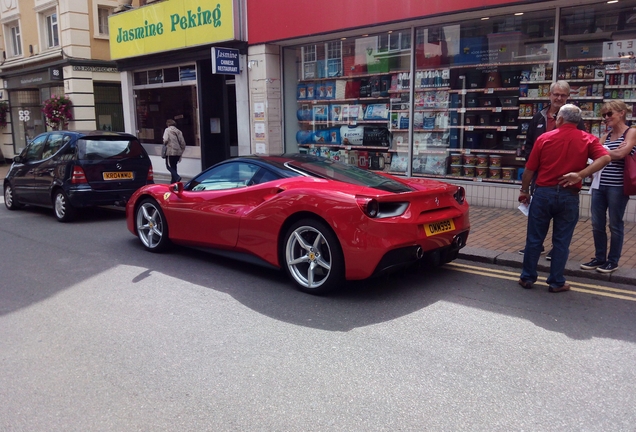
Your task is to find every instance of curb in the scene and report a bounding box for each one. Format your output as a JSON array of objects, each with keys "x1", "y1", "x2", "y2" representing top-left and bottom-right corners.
[{"x1": 459, "y1": 246, "x2": 636, "y2": 286}]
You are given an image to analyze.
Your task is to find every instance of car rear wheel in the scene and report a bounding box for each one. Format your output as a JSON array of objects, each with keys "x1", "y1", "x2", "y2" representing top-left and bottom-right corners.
[
  {"x1": 136, "y1": 198, "x2": 170, "y2": 252},
  {"x1": 4, "y1": 184, "x2": 22, "y2": 210},
  {"x1": 53, "y1": 189, "x2": 77, "y2": 222},
  {"x1": 284, "y1": 218, "x2": 344, "y2": 294}
]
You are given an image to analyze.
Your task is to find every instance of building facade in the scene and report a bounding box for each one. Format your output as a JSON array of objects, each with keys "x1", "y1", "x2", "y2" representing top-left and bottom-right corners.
[
  {"x1": 0, "y1": 0, "x2": 125, "y2": 161},
  {"x1": 245, "y1": 0, "x2": 636, "y2": 222},
  {"x1": 108, "y1": 0, "x2": 249, "y2": 177}
]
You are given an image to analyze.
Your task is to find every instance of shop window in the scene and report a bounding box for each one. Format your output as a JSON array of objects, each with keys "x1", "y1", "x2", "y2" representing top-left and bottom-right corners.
[
  {"x1": 164, "y1": 67, "x2": 179, "y2": 83},
  {"x1": 148, "y1": 69, "x2": 163, "y2": 84},
  {"x1": 134, "y1": 71, "x2": 148, "y2": 86},
  {"x1": 285, "y1": 9, "x2": 562, "y2": 185},
  {"x1": 180, "y1": 65, "x2": 196, "y2": 81},
  {"x1": 557, "y1": 2, "x2": 636, "y2": 144}
]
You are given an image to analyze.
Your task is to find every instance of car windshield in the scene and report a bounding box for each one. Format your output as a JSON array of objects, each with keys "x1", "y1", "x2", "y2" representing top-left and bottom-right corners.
[
  {"x1": 288, "y1": 157, "x2": 413, "y2": 193},
  {"x1": 78, "y1": 138, "x2": 144, "y2": 160}
]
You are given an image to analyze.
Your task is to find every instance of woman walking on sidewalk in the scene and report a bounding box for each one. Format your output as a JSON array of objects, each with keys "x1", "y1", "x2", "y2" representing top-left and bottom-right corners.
[
  {"x1": 581, "y1": 101, "x2": 636, "y2": 274},
  {"x1": 162, "y1": 119, "x2": 186, "y2": 183}
]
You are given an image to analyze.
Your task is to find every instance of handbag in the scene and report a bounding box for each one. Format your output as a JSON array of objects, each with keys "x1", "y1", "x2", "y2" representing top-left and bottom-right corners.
[
  {"x1": 161, "y1": 145, "x2": 167, "y2": 159},
  {"x1": 624, "y1": 149, "x2": 636, "y2": 196}
]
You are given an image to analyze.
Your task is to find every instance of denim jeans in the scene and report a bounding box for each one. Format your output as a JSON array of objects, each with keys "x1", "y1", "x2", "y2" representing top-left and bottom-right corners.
[
  {"x1": 591, "y1": 186, "x2": 630, "y2": 265},
  {"x1": 165, "y1": 155, "x2": 181, "y2": 183},
  {"x1": 520, "y1": 186, "x2": 580, "y2": 288}
]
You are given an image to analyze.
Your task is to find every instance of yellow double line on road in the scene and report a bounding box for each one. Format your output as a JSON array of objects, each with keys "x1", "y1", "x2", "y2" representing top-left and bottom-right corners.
[{"x1": 446, "y1": 262, "x2": 636, "y2": 302}]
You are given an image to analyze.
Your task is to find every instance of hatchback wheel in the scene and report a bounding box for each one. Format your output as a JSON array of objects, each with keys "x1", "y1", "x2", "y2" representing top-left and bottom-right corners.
[
  {"x1": 283, "y1": 218, "x2": 344, "y2": 294},
  {"x1": 4, "y1": 184, "x2": 22, "y2": 210},
  {"x1": 136, "y1": 198, "x2": 170, "y2": 252},
  {"x1": 53, "y1": 190, "x2": 77, "y2": 222}
]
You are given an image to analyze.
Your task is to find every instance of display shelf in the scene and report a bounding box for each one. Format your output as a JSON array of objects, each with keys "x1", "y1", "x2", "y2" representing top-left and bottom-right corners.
[
  {"x1": 412, "y1": 172, "x2": 522, "y2": 183},
  {"x1": 559, "y1": 57, "x2": 604, "y2": 63},
  {"x1": 297, "y1": 96, "x2": 390, "y2": 104},
  {"x1": 606, "y1": 69, "x2": 636, "y2": 74},
  {"x1": 567, "y1": 78, "x2": 604, "y2": 83},
  {"x1": 520, "y1": 80, "x2": 552, "y2": 85},
  {"x1": 389, "y1": 87, "x2": 451, "y2": 94},
  {"x1": 605, "y1": 98, "x2": 636, "y2": 102},
  {"x1": 450, "y1": 125, "x2": 518, "y2": 130},
  {"x1": 390, "y1": 128, "x2": 448, "y2": 133},
  {"x1": 297, "y1": 70, "x2": 407, "y2": 82},
  {"x1": 449, "y1": 87, "x2": 520, "y2": 93},
  {"x1": 449, "y1": 59, "x2": 554, "y2": 70},
  {"x1": 298, "y1": 143, "x2": 391, "y2": 151},
  {"x1": 605, "y1": 85, "x2": 636, "y2": 89},
  {"x1": 298, "y1": 120, "x2": 388, "y2": 125},
  {"x1": 390, "y1": 108, "x2": 449, "y2": 113},
  {"x1": 449, "y1": 107, "x2": 518, "y2": 112}
]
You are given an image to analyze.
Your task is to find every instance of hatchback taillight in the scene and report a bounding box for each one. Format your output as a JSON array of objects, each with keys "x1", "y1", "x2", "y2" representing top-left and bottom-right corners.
[
  {"x1": 147, "y1": 166, "x2": 154, "y2": 182},
  {"x1": 71, "y1": 166, "x2": 87, "y2": 184}
]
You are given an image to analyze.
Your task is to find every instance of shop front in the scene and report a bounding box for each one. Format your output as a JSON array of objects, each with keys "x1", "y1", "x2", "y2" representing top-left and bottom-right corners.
[
  {"x1": 247, "y1": 0, "x2": 636, "y2": 222},
  {"x1": 109, "y1": 0, "x2": 249, "y2": 178}
]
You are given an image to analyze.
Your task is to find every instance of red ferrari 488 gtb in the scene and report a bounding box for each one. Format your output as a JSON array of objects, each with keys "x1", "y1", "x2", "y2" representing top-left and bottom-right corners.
[{"x1": 126, "y1": 154, "x2": 469, "y2": 294}]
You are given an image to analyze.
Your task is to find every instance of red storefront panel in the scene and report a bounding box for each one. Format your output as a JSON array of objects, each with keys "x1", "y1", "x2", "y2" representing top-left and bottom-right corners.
[{"x1": 248, "y1": 0, "x2": 525, "y2": 44}]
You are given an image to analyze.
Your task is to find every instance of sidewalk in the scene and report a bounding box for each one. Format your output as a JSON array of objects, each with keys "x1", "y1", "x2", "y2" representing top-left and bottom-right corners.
[
  {"x1": 2, "y1": 159, "x2": 635, "y2": 285},
  {"x1": 461, "y1": 205, "x2": 636, "y2": 286}
]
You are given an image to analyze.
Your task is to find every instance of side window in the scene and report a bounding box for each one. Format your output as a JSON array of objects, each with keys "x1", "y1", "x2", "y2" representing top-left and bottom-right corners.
[
  {"x1": 23, "y1": 135, "x2": 48, "y2": 163},
  {"x1": 250, "y1": 168, "x2": 280, "y2": 185},
  {"x1": 41, "y1": 132, "x2": 65, "y2": 159},
  {"x1": 189, "y1": 162, "x2": 260, "y2": 191}
]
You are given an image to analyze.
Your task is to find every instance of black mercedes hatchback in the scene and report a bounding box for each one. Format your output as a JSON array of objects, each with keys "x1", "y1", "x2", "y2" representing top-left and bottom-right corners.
[{"x1": 3, "y1": 131, "x2": 153, "y2": 222}]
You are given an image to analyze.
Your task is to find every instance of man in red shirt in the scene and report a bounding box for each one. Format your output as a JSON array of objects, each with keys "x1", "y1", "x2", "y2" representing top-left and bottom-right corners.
[{"x1": 518, "y1": 104, "x2": 610, "y2": 293}]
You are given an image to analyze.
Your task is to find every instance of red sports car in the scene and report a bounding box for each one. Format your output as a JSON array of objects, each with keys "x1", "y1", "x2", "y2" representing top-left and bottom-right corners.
[{"x1": 126, "y1": 154, "x2": 470, "y2": 294}]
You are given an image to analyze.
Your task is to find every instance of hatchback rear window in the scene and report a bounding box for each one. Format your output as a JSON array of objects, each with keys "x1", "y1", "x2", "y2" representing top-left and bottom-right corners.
[{"x1": 78, "y1": 138, "x2": 144, "y2": 160}]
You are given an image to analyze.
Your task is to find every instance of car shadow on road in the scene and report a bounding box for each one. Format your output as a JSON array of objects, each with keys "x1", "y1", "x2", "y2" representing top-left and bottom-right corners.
[{"x1": 122, "y1": 240, "x2": 636, "y2": 342}]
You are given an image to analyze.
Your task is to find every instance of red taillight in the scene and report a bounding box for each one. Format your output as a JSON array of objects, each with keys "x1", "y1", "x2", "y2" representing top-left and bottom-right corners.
[
  {"x1": 356, "y1": 197, "x2": 379, "y2": 218},
  {"x1": 147, "y1": 166, "x2": 154, "y2": 182},
  {"x1": 71, "y1": 166, "x2": 87, "y2": 184}
]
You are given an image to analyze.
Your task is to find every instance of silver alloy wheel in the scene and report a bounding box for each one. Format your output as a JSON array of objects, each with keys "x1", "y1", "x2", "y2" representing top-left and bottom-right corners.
[
  {"x1": 4, "y1": 185, "x2": 14, "y2": 208},
  {"x1": 136, "y1": 201, "x2": 164, "y2": 249},
  {"x1": 285, "y1": 225, "x2": 333, "y2": 289},
  {"x1": 54, "y1": 192, "x2": 68, "y2": 219}
]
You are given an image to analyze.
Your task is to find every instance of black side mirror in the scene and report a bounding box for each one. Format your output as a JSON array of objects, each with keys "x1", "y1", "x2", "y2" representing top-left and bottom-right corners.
[
  {"x1": 13, "y1": 155, "x2": 22, "y2": 164},
  {"x1": 172, "y1": 182, "x2": 184, "y2": 194}
]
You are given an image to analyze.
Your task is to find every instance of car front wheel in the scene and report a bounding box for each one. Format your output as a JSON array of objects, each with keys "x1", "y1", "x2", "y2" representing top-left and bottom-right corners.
[
  {"x1": 53, "y1": 189, "x2": 76, "y2": 222},
  {"x1": 4, "y1": 184, "x2": 22, "y2": 210},
  {"x1": 283, "y1": 218, "x2": 344, "y2": 294},
  {"x1": 136, "y1": 198, "x2": 170, "y2": 252}
]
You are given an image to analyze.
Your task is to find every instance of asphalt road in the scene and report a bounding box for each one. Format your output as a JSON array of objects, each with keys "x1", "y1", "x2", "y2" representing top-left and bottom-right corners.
[{"x1": 1, "y1": 203, "x2": 635, "y2": 431}]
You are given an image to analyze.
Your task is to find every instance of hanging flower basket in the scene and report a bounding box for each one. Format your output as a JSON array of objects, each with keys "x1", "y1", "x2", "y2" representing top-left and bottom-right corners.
[
  {"x1": 0, "y1": 101, "x2": 9, "y2": 130},
  {"x1": 42, "y1": 94, "x2": 73, "y2": 130}
]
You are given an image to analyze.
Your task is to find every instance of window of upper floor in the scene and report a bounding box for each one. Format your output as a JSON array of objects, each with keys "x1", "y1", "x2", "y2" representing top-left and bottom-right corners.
[
  {"x1": 93, "y1": 1, "x2": 117, "y2": 39},
  {"x1": 4, "y1": 21, "x2": 22, "y2": 57},
  {"x1": 43, "y1": 10, "x2": 59, "y2": 48}
]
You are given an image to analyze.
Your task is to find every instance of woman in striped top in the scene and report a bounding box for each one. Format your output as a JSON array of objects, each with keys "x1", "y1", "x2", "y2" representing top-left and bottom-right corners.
[{"x1": 581, "y1": 101, "x2": 636, "y2": 273}]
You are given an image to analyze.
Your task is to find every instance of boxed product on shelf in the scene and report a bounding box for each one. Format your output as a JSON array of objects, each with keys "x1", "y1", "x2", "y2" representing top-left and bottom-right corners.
[
  {"x1": 296, "y1": 130, "x2": 314, "y2": 144},
  {"x1": 340, "y1": 125, "x2": 365, "y2": 145},
  {"x1": 422, "y1": 154, "x2": 448, "y2": 175},
  {"x1": 364, "y1": 103, "x2": 390, "y2": 120},
  {"x1": 312, "y1": 105, "x2": 329, "y2": 121},
  {"x1": 435, "y1": 112, "x2": 449, "y2": 129},
  {"x1": 306, "y1": 85, "x2": 315, "y2": 99},
  {"x1": 362, "y1": 126, "x2": 391, "y2": 147},
  {"x1": 412, "y1": 154, "x2": 427, "y2": 173},
  {"x1": 357, "y1": 151, "x2": 369, "y2": 169},
  {"x1": 324, "y1": 81, "x2": 336, "y2": 99},
  {"x1": 331, "y1": 105, "x2": 344, "y2": 121},
  {"x1": 389, "y1": 153, "x2": 408, "y2": 172},
  {"x1": 398, "y1": 112, "x2": 410, "y2": 129},
  {"x1": 369, "y1": 152, "x2": 388, "y2": 171},
  {"x1": 297, "y1": 108, "x2": 312, "y2": 121},
  {"x1": 414, "y1": 112, "x2": 424, "y2": 129},
  {"x1": 297, "y1": 84, "x2": 307, "y2": 100},
  {"x1": 344, "y1": 80, "x2": 361, "y2": 98},
  {"x1": 423, "y1": 113, "x2": 436, "y2": 129}
]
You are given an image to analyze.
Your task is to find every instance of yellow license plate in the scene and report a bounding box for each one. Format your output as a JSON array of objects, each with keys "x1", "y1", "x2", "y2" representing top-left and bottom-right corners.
[
  {"x1": 103, "y1": 171, "x2": 134, "y2": 180},
  {"x1": 424, "y1": 219, "x2": 455, "y2": 236}
]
